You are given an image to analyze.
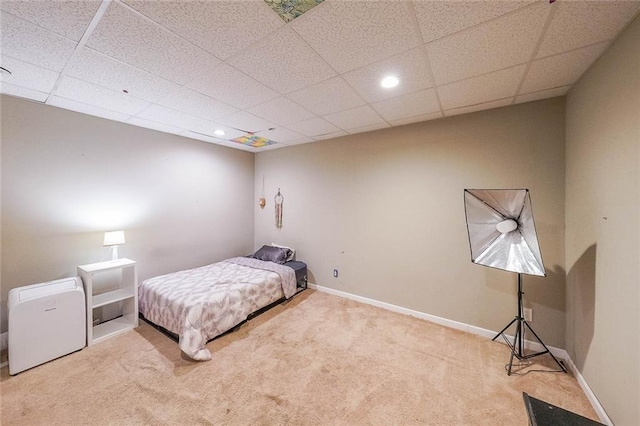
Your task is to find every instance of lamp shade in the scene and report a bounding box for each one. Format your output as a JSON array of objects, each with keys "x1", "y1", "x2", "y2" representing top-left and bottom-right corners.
[
  {"x1": 103, "y1": 231, "x2": 125, "y2": 246},
  {"x1": 463, "y1": 189, "x2": 545, "y2": 276}
]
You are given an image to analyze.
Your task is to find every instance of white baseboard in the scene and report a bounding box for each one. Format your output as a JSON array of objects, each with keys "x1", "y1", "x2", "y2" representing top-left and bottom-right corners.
[
  {"x1": 308, "y1": 283, "x2": 566, "y2": 357},
  {"x1": 562, "y1": 356, "x2": 612, "y2": 425},
  {"x1": 307, "y1": 283, "x2": 611, "y2": 425}
]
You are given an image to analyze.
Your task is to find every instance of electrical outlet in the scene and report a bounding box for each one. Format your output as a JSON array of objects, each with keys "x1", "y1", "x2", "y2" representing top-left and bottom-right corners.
[
  {"x1": 333, "y1": 269, "x2": 339, "y2": 278},
  {"x1": 524, "y1": 308, "x2": 533, "y2": 322}
]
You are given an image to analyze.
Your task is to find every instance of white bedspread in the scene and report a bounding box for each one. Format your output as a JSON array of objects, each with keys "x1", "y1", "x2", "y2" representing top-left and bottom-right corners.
[{"x1": 139, "y1": 257, "x2": 296, "y2": 360}]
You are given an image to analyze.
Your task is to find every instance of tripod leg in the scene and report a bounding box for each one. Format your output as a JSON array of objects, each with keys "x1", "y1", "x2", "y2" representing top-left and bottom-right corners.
[
  {"x1": 492, "y1": 317, "x2": 518, "y2": 341},
  {"x1": 507, "y1": 340, "x2": 516, "y2": 376},
  {"x1": 523, "y1": 321, "x2": 567, "y2": 372}
]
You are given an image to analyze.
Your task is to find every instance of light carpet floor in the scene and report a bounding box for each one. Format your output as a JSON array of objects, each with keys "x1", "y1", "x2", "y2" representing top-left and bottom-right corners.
[{"x1": 1, "y1": 290, "x2": 598, "y2": 425}]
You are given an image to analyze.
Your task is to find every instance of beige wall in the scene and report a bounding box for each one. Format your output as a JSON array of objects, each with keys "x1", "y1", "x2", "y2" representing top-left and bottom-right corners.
[
  {"x1": 565, "y1": 16, "x2": 639, "y2": 426},
  {"x1": 0, "y1": 95, "x2": 255, "y2": 332},
  {"x1": 255, "y1": 98, "x2": 567, "y2": 348}
]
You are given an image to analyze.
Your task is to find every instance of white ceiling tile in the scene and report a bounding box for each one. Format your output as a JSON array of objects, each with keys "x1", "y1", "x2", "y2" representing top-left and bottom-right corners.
[
  {"x1": 439, "y1": 65, "x2": 526, "y2": 110},
  {"x1": 287, "y1": 76, "x2": 366, "y2": 116},
  {"x1": 347, "y1": 122, "x2": 390, "y2": 135},
  {"x1": 0, "y1": 81, "x2": 48, "y2": 102},
  {"x1": 286, "y1": 137, "x2": 316, "y2": 146},
  {"x1": 182, "y1": 131, "x2": 257, "y2": 151},
  {"x1": 516, "y1": 85, "x2": 571, "y2": 105},
  {"x1": 246, "y1": 97, "x2": 316, "y2": 126},
  {"x1": 222, "y1": 142, "x2": 256, "y2": 152},
  {"x1": 225, "y1": 139, "x2": 272, "y2": 153},
  {"x1": 389, "y1": 111, "x2": 443, "y2": 127},
  {"x1": 291, "y1": 1, "x2": 422, "y2": 74},
  {"x1": 155, "y1": 86, "x2": 238, "y2": 121},
  {"x1": 85, "y1": 2, "x2": 220, "y2": 85},
  {"x1": 217, "y1": 111, "x2": 277, "y2": 134},
  {"x1": 323, "y1": 105, "x2": 386, "y2": 130},
  {"x1": 427, "y1": 3, "x2": 549, "y2": 85},
  {"x1": 313, "y1": 130, "x2": 348, "y2": 141},
  {"x1": 182, "y1": 131, "x2": 228, "y2": 145},
  {"x1": 521, "y1": 43, "x2": 608, "y2": 94},
  {"x1": 228, "y1": 28, "x2": 336, "y2": 94},
  {"x1": 126, "y1": 117, "x2": 185, "y2": 135},
  {"x1": 287, "y1": 117, "x2": 342, "y2": 137},
  {"x1": 255, "y1": 142, "x2": 287, "y2": 152},
  {"x1": 0, "y1": 12, "x2": 77, "y2": 72},
  {"x1": 0, "y1": 55, "x2": 59, "y2": 93},
  {"x1": 135, "y1": 104, "x2": 207, "y2": 130},
  {"x1": 444, "y1": 98, "x2": 513, "y2": 117},
  {"x1": 186, "y1": 62, "x2": 279, "y2": 109},
  {"x1": 255, "y1": 142, "x2": 285, "y2": 151},
  {"x1": 122, "y1": 0, "x2": 283, "y2": 60},
  {"x1": 260, "y1": 142, "x2": 290, "y2": 152},
  {"x1": 342, "y1": 46, "x2": 433, "y2": 103},
  {"x1": 181, "y1": 131, "x2": 219, "y2": 143},
  {"x1": 2, "y1": 0, "x2": 632, "y2": 153},
  {"x1": 255, "y1": 127, "x2": 304, "y2": 143},
  {"x1": 0, "y1": 0, "x2": 101, "y2": 41},
  {"x1": 191, "y1": 122, "x2": 247, "y2": 140},
  {"x1": 66, "y1": 48, "x2": 179, "y2": 103},
  {"x1": 371, "y1": 89, "x2": 440, "y2": 122},
  {"x1": 48, "y1": 96, "x2": 131, "y2": 122},
  {"x1": 414, "y1": 1, "x2": 537, "y2": 43},
  {"x1": 55, "y1": 76, "x2": 150, "y2": 115},
  {"x1": 537, "y1": 1, "x2": 640, "y2": 58}
]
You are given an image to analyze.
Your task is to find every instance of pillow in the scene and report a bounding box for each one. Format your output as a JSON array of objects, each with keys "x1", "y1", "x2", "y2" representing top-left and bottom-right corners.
[
  {"x1": 253, "y1": 245, "x2": 291, "y2": 264},
  {"x1": 270, "y1": 243, "x2": 295, "y2": 262}
]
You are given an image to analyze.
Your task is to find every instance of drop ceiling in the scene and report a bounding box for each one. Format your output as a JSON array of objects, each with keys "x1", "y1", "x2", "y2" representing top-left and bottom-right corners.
[{"x1": 1, "y1": 0, "x2": 638, "y2": 152}]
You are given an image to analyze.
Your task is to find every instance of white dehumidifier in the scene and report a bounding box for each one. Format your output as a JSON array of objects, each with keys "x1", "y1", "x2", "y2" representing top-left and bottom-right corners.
[{"x1": 8, "y1": 277, "x2": 86, "y2": 375}]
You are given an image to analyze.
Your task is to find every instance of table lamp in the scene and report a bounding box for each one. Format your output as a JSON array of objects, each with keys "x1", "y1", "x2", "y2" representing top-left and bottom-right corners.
[{"x1": 103, "y1": 231, "x2": 125, "y2": 261}]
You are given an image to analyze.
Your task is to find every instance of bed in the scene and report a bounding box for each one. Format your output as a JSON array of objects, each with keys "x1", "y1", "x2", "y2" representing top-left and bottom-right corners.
[{"x1": 139, "y1": 245, "x2": 305, "y2": 360}]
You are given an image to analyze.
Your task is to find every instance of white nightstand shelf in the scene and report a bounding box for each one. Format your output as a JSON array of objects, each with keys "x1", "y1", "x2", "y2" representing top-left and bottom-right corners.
[
  {"x1": 93, "y1": 317, "x2": 134, "y2": 342},
  {"x1": 92, "y1": 289, "x2": 135, "y2": 308},
  {"x1": 78, "y1": 258, "x2": 138, "y2": 346}
]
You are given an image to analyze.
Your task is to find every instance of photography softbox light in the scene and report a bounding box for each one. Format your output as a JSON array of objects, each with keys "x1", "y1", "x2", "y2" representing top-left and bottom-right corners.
[
  {"x1": 464, "y1": 189, "x2": 545, "y2": 277},
  {"x1": 463, "y1": 189, "x2": 565, "y2": 375}
]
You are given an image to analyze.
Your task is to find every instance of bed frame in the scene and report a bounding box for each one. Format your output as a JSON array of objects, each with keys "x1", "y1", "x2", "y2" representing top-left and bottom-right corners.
[{"x1": 139, "y1": 262, "x2": 307, "y2": 345}]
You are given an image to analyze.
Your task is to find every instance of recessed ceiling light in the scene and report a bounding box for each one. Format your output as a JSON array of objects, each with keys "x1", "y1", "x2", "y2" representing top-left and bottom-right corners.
[
  {"x1": 214, "y1": 129, "x2": 226, "y2": 136},
  {"x1": 380, "y1": 76, "x2": 399, "y2": 89}
]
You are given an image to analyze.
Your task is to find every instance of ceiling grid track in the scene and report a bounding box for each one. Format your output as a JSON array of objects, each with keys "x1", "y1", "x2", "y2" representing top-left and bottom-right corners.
[
  {"x1": 287, "y1": 29, "x2": 373, "y2": 132},
  {"x1": 511, "y1": 1, "x2": 559, "y2": 104},
  {"x1": 114, "y1": 0, "x2": 222, "y2": 89},
  {"x1": 45, "y1": 0, "x2": 112, "y2": 104},
  {"x1": 406, "y1": 1, "x2": 445, "y2": 119},
  {"x1": 2, "y1": 0, "x2": 637, "y2": 151}
]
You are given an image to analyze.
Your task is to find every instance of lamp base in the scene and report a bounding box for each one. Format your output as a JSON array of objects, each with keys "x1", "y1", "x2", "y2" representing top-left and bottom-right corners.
[
  {"x1": 492, "y1": 273, "x2": 567, "y2": 376},
  {"x1": 111, "y1": 246, "x2": 119, "y2": 261}
]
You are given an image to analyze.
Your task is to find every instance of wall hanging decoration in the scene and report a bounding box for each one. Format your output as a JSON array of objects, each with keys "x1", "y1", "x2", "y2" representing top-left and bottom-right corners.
[
  {"x1": 259, "y1": 175, "x2": 266, "y2": 209},
  {"x1": 275, "y1": 188, "x2": 284, "y2": 229}
]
